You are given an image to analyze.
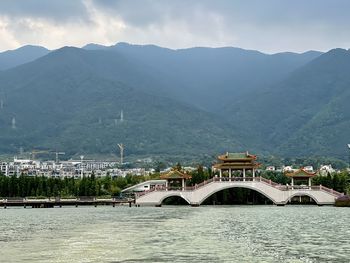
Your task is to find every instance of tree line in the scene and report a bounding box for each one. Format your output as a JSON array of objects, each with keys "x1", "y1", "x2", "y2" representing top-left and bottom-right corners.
[
  {"x1": 0, "y1": 172, "x2": 158, "y2": 198},
  {"x1": 0, "y1": 166, "x2": 349, "y2": 198}
]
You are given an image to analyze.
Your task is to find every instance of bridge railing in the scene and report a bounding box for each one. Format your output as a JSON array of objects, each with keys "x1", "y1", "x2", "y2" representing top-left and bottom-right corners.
[
  {"x1": 192, "y1": 177, "x2": 217, "y2": 189},
  {"x1": 257, "y1": 179, "x2": 344, "y2": 197},
  {"x1": 190, "y1": 176, "x2": 259, "y2": 190},
  {"x1": 135, "y1": 187, "x2": 159, "y2": 197},
  {"x1": 136, "y1": 176, "x2": 279, "y2": 198},
  {"x1": 258, "y1": 176, "x2": 280, "y2": 186},
  {"x1": 313, "y1": 185, "x2": 344, "y2": 197}
]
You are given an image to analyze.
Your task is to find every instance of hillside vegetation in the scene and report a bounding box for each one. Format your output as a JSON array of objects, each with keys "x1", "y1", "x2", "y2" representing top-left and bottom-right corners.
[{"x1": 1, "y1": 43, "x2": 349, "y2": 160}]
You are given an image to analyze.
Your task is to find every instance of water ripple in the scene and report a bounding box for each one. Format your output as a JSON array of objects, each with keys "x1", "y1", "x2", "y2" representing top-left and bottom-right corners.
[{"x1": 0, "y1": 206, "x2": 349, "y2": 262}]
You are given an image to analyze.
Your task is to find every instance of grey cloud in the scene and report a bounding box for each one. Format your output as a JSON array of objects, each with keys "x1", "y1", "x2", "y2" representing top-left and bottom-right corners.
[
  {"x1": 89, "y1": 0, "x2": 350, "y2": 50},
  {"x1": 1, "y1": 0, "x2": 350, "y2": 52},
  {"x1": 0, "y1": 0, "x2": 90, "y2": 23},
  {"x1": 91, "y1": 0, "x2": 350, "y2": 26},
  {"x1": 91, "y1": 0, "x2": 185, "y2": 26}
]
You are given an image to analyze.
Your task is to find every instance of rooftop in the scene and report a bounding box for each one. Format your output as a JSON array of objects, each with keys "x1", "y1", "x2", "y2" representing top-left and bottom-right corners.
[
  {"x1": 285, "y1": 168, "x2": 316, "y2": 178},
  {"x1": 218, "y1": 152, "x2": 257, "y2": 160},
  {"x1": 160, "y1": 169, "x2": 192, "y2": 180}
]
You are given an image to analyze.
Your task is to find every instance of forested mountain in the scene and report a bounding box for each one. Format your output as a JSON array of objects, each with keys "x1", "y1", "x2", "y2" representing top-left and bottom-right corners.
[
  {"x1": 225, "y1": 48, "x2": 350, "y2": 157},
  {"x1": 2, "y1": 43, "x2": 348, "y2": 160},
  {"x1": 84, "y1": 43, "x2": 322, "y2": 112},
  {"x1": 0, "y1": 47, "x2": 242, "y2": 158},
  {"x1": 0, "y1": 45, "x2": 50, "y2": 71}
]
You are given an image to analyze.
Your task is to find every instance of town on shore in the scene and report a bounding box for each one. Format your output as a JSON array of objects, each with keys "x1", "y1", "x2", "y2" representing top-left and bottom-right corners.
[{"x1": 0, "y1": 155, "x2": 344, "y2": 178}]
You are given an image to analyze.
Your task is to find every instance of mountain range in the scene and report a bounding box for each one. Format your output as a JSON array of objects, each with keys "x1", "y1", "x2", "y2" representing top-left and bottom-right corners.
[{"x1": 0, "y1": 43, "x2": 349, "y2": 160}]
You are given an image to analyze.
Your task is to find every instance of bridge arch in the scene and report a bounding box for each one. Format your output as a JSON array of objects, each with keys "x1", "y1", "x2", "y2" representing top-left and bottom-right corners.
[
  {"x1": 287, "y1": 192, "x2": 319, "y2": 205},
  {"x1": 160, "y1": 193, "x2": 191, "y2": 205},
  {"x1": 198, "y1": 185, "x2": 277, "y2": 205}
]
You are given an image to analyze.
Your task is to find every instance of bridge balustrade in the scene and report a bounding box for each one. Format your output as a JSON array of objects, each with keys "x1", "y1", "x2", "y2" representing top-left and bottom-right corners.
[{"x1": 315, "y1": 185, "x2": 343, "y2": 197}]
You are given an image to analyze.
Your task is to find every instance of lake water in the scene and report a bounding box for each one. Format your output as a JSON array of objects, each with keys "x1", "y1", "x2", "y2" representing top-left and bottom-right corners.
[{"x1": 0, "y1": 206, "x2": 349, "y2": 263}]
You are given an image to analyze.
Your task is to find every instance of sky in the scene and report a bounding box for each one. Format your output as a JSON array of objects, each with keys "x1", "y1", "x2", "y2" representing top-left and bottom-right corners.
[{"x1": 0, "y1": 0, "x2": 350, "y2": 53}]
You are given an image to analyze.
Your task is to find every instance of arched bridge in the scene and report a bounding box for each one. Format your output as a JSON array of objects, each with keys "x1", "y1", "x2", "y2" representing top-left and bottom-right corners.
[{"x1": 135, "y1": 177, "x2": 343, "y2": 206}]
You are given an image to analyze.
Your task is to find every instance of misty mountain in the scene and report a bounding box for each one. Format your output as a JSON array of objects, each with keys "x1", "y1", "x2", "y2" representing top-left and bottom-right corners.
[
  {"x1": 0, "y1": 45, "x2": 50, "y2": 71},
  {"x1": 3, "y1": 43, "x2": 348, "y2": 159},
  {"x1": 82, "y1": 43, "x2": 110, "y2": 50},
  {"x1": 0, "y1": 47, "x2": 242, "y2": 157},
  {"x1": 225, "y1": 48, "x2": 350, "y2": 157},
  {"x1": 91, "y1": 43, "x2": 322, "y2": 112},
  {"x1": 1, "y1": 42, "x2": 321, "y2": 112}
]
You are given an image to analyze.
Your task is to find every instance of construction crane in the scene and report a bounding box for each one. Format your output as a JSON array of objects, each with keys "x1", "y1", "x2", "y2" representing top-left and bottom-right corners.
[
  {"x1": 117, "y1": 144, "x2": 124, "y2": 165},
  {"x1": 55, "y1": 152, "x2": 65, "y2": 163}
]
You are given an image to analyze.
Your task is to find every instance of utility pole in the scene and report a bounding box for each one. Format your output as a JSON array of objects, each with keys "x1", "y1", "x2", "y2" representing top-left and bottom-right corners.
[
  {"x1": 347, "y1": 144, "x2": 350, "y2": 172},
  {"x1": 120, "y1": 110, "x2": 124, "y2": 122},
  {"x1": 19, "y1": 147, "x2": 24, "y2": 156},
  {"x1": 11, "y1": 117, "x2": 16, "y2": 129},
  {"x1": 117, "y1": 144, "x2": 124, "y2": 165}
]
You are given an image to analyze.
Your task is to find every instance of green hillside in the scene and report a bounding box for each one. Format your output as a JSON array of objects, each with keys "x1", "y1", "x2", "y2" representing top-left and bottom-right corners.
[
  {"x1": 0, "y1": 47, "x2": 242, "y2": 158},
  {"x1": 106, "y1": 43, "x2": 322, "y2": 112},
  {"x1": 2, "y1": 44, "x2": 348, "y2": 160},
  {"x1": 225, "y1": 48, "x2": 350, "y2": 157}
]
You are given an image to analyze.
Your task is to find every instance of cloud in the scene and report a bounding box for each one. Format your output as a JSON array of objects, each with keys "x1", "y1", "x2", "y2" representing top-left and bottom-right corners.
[
  {"x1": 0, "y1": 18, "x2": 20, "y2": 50},
  {"x1": 0, "y1": 0, "x2": 350, "y2": 53},
  {"x1": 0, "y1": 0, "x2": 90, "y2": 23}
]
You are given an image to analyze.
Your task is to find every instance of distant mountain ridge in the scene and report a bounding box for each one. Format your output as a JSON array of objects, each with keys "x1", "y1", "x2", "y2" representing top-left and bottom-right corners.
[
  {"x1": 0, "y1": 45, "x2": 50, "y2": 71},
  {"x1": 4, "y1": 43, "x2": 349, "y2": 160},
  {"x1": 101, "y1": 43, "x2": 322, "y2": 112}
]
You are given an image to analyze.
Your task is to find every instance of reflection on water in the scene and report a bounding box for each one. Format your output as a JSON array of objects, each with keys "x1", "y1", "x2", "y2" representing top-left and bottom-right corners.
[{"x1": 0, "y1": 206, "x2": 349, "y2": 263}]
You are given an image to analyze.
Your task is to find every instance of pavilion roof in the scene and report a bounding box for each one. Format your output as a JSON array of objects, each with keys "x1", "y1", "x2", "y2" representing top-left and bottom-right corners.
[
  {"x1": 218, "y1": 151, "x2": 257, "y2": 161},
  {"x1": 285, "y1": 168, "x2": 316, "y2": 178},
  {"x1": 160, "y1": 169, "x2": 192, "y2": 180},
  {"x1": 213, "y1": 162, "x2": 260, "y2": 169}
]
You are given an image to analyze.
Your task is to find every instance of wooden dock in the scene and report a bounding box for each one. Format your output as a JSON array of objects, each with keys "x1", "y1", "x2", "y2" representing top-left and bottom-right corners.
[{"x1": 0, "y1": 197, "x2": 135, "y2": 208}]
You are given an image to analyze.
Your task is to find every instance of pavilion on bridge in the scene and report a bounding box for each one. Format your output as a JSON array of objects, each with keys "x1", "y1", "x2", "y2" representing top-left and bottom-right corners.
[
  {"x1": 160, "y1": 169, "x2": 192, "y2": 190},
  {"x1": 213, "y1": 152, "x2": 260, "y2": 181},
  {"x1": 285, "y1": 168, "x2": 316, "y2": 189}
]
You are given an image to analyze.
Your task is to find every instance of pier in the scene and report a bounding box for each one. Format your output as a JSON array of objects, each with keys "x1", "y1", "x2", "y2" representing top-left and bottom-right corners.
[{"x1": 0, "y1": 197, "x2": 134, "y2": 208}]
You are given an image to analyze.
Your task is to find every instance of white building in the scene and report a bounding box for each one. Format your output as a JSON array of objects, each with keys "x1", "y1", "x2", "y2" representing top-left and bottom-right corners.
[
  {"x1": 0, "y1": 157, "x2": 154, "y2": 179},
  {"x1": 0, "y1": 162, "x2": 8, "y2": 176},
  {"x1": 282, "y1": 166, "x2": 294, "y2": 173},
  {"x1": 303, "y1": 166, "x2": 314, "y2": 173},
  {"x1": 319, "y1": 165, "x2": 335, "y2": 176},
  {"x1": 266, "y1": 166, "x2": 276, "y2": 171}
]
